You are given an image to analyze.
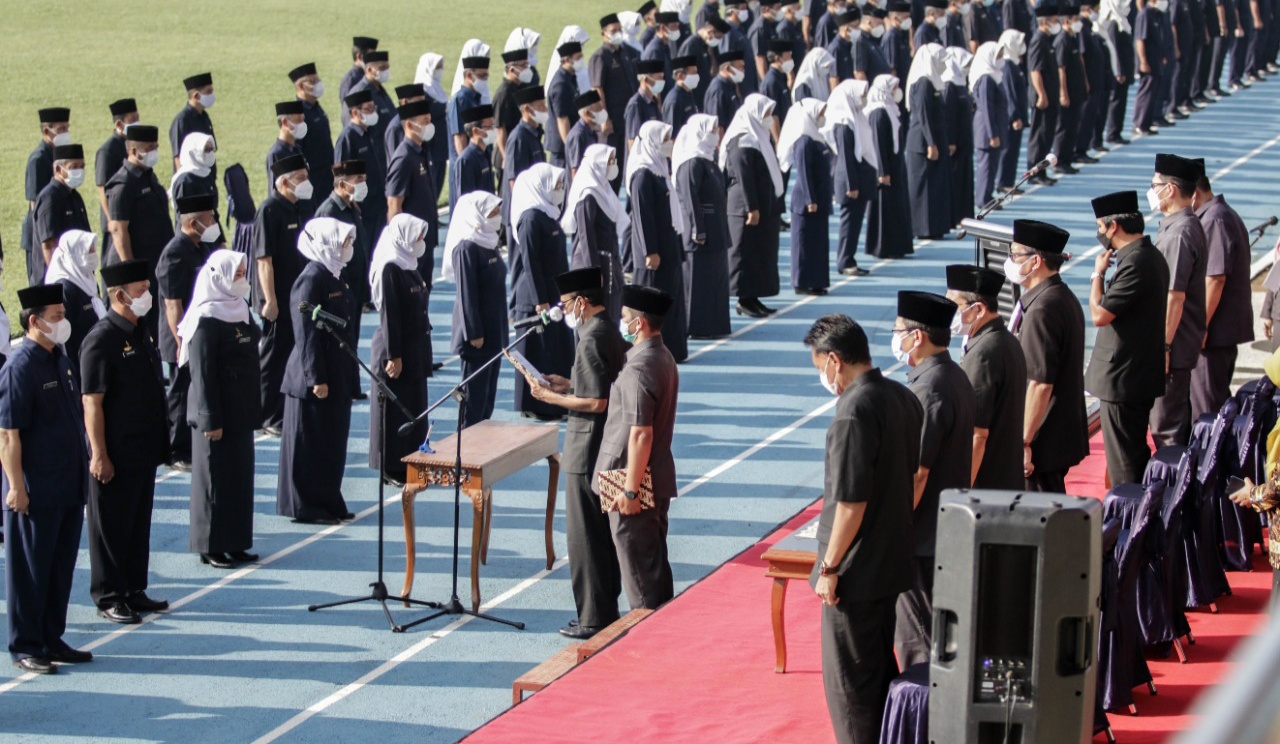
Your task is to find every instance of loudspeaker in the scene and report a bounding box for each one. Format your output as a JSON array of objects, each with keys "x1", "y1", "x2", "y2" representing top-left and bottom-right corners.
[{"x1": 928, "y1": 490, "x2": 1101, "y2": 744}]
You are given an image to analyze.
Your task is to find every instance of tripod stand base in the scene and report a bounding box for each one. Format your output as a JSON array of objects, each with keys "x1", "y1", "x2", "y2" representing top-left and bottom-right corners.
[
  {"x1": 309, "y1": 581, "x2": 443, "y2": 633},
  {"x1": 399, "y1": 594, "x2": 526, "y2": 632}
]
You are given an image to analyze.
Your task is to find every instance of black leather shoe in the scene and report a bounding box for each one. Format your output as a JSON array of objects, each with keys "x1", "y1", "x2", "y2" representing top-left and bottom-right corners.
[
  {"x1": 14, "y1": 657, "x2": 56, "y2": 674},
  {"x1": 352, "y1": 390, "x2": 369, "y2": 401},
  {"x1": 756, "y1": 300, "x2": 778, "y2": 314},
  {"x1": 49, "y1": 647, "x2": 93, "y2": 664},
  {"x1": 794, "y1": 287, "x2": 828, "y2": 296},
  {"x1": 559, "y1": 622, "x2": 603, "y2": 639},
  {"x1": 228, "y1": 551, "x2": 259, "y2": 563},
  {"x1": 340, "y1": 512, "x2": 356, "y2": 521},
  {"x1": 735, "y1": 301, "x2": 768, "y2": 318},
  {"x1": 128, "y1": 593, "x2": 169, "y2": 612},
  {"x1": 1076, "y1": 155, "x2": 1100, "y2": 164},
  {"x1": 290, "y1": 517, "x2": 341, "y2": 526},
  {"x1": 201, "y1": 552, "x2": 237, "y2": 568},
  {"x1": 169, "y1": 460, "x2": 192, "y2": 473},
  {"x1": 839, "y1": 266, "x2": 870, "y2": 277},
  {"x1": 432, "y1": 362, "x2": 445, "y2": 371},
  {"x1": 98, "y1": 602, "x2": 141, "y2": 624}
]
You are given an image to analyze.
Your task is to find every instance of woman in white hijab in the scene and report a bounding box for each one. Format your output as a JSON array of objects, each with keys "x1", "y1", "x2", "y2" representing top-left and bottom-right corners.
[
  {"x1": 618, "y1": 11, "x2": 647, "y2": 51},
  {"x1": 825, "y1": 80, "x2": 876, "y2": 276},
  {"x1": 942, "y1": 46, "x2": 975, "y2": 227},
  {"x1": 626, "y1": 121, "x2": 689, "y2": 361},
  {"x1": 505, "y1": 27, "x2": 543, "y2": 84},
  {"x1": 969, "y1": 41, "x2": 1009, "y2": 207},
  {"x1": 904, "y1": 42, "x2": 953, "y2": 239},
  {"x1": 508, "y1": 164, "x2": 574, "y2": 419},
  {"x1": 792, "y1": 47, "x2": 836, "y2": 102},
  {"x1": 1097, "y1": 0, "x2": 1132, "y2": 144},
  {"x1": 44, "y1": 229, "x2": 105, "y2": 367},
  {"x1": 415, "y1": 53, "x2": 452, "y2": 199},
  {"x1": 672, "y1": 114, "x2": 731, "y2": 339},
  {"x1": 564, "y1": 144, "x2": 628, "y2": 320},
  {"x1": 181, "y1": 249, "x2": 260, "y2": 567},
  {"x1": 364, "y1": 213, "x2": 433, "y2": 483},
  {"x1": 447, "y1": 192, "x2": 508, "y2": 427},
  {"x1": 720, "y1": 94, "x2": 783, "y2": 317},
  {"x1": 277, "y1": 217, "x2": 359, "y2": 525},
  {"x1": 776, "y1": 99, "x2": 833, "y2": 296},
  {"x1": 865, "y1": 74, "x2": 914, "y2": 258},
  {"x1": 996, "y1": 30, "x2": 1029, "y2": 195},
  {"x1": 169, "y1": 133, "x2": 219, "y2": 228}
]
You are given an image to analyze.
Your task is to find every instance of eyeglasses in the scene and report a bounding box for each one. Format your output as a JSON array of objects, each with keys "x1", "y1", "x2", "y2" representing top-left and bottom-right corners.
[{"x1": 1008, "y1": 250, "x2": 1036, "y2": 261}]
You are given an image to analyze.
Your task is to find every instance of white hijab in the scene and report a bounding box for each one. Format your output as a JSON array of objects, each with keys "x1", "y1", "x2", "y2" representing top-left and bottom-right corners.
[
  {"x1": 905, "y1": 42, "x2": 946, "y2": 106},
  {"x1": 777, "y1": 98, "x2": 826, "y2": 172},
  {"x1": 506, "y1": 27, "x2": 543, "y2": 66},
  {"x1": 619, "y1": 11, "x2": 646, "y2": 51},
  {"x1": 792, "y1": 47, "x2": 835, "y2": 102},
  {"x1": 969, "y1": 42, "x2": 1004, "y2": 92},
  {"x1": 671, "y1": 113, "x2": 720, "y2": 178},
  {"x1": 416, "y1": 53, "x2": 449, "y2": 103},
  {"x1": 662, "y1": 0, "x2": 693, "y2": 23},
  {"x1": 298, "y1": 217, "x2": 354, "y2": 279},
  {"x1": 443, "y1": 192, "x2": 503, "y2": 282},
  {"x1": 1100, "y1": 0, "x2": 1132, "y2": 34},
  {"x1": 510, "y1": 163, "x2": 566, "y2": 244},
  {"x1": 169, "y1": 132, "x2": 215, "y2": 200},
  {"x1": 177, "y1": 249, "x2": 252, "y2": 366},
  {"x1": 942, "y1": 47, "x2": 973, "y2": 86},
  {"x1": 369, "y1": 213, "x2": 430, "y2": 311},
  {"x1": 865, "y1": 74, "x2": 901, "y2": 153},
  {"x1": 45, "y1": 229, "x2": 106, "y2": 320},
  {"x1": 720, "y1": 93, "x2": 784, "y2": 196},
  {"x1": 825, "y1": 80, "x2": 875, "y2": 168},
  {"x1": 549, "y1": 26, "x2": 592, "y2": 93},
  {"x1": 626, "y1": 121, "x2": 685, "y2": 234},
  {"x1": 452, "y1": 39, "x2": 492, "y2": 102},
  {"x1": 562, "y1": 144, "x2": 630, "y2": 238},
  {"x1": 999, "y1": 29, "x2": 1027, "y2": 65}
]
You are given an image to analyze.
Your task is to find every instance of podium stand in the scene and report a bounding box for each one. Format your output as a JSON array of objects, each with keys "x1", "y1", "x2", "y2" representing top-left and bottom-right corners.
[{"x1": 959, "y1": 218, "x2": 1020, "y2": 317}]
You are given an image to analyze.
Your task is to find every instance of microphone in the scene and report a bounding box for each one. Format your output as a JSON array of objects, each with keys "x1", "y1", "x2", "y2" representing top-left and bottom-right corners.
[
  {"x1": 298, "y1": 301, "x2": 348, "y2": 329},
  {"x1": 1250, "y1": 216, "x2": 1278, "y2": 234},
  {"x1": 1021, "y1": 153, "x2": 1058, "y2": 179},
  {"x1": 512, "y1": 305, "x2": 565, "y2": 330}
]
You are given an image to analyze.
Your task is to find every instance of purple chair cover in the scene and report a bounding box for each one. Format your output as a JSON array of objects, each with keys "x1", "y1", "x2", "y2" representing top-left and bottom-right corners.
[
  {"x1": 1187, "y1": 414, "x2": 1233, "y2": 602},
  {"x1": 1136, "y1": 447, "x2": 1193, "y2": 646},
  {"x1": 1096, "y1": 518, "x2": 1127, "y2": 715},
  {"x1": 1098, "y1": 482, "x2": 1162, "y2": 711},
  {"x1": 879, "y1": 663, "x2": 929, "y2": 744},
  {"x1": 1222, "y1": 383, "x2": 1269, "y2": 569},
  {"x1": 222, "y1": 163, "x2": 257, "y2": 259}
]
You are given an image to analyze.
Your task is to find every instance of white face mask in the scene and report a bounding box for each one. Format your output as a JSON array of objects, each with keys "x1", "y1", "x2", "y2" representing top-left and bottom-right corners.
[
  {"x1": 661, "y1": 140, "x2": 675, "y2": 157},
  {"x1": 485, "y1": 214, "x2": 503, "y2": 232},
  {"x1": 80, "y1": 251, "x2": 100, "y2": 273},
  {"x1": 474, "y1": 79, "x2": 491, "y2": 97},
  {"x1": 899, "y1": 17, "x2": 913, "y2": 30},
  {"x1": 532, "y1": 108, "x2": 550, "y2": 126},
  {"x1": 619, "y1": 316, "x2": 639, "y2": 342},
  {"x1": 482, "y1": 127, "x2": 499, "y2": 146},
  {"x1": 892, "y1": 87, "x2": 904, "y2": 103},
  {"x1": 609, "y1": 32, "x2": 627, "y2": 46},
  {"x1": 950, "y1": 307, "x2": 973, "y2": 338},
  {"x1": 735, "y1": 8, "x2": 751, "y2": 22},
  {"x1": 684, "y1": 73, "x2": 701, "y2": 89},
  {"x1": 871, "y1": 24, "x2": 886, "y2": 37},
  {"x1": 1146, "y1": 185, "x2": 1165, "y2": 212},
  {"x1": 550, "y1": 187, "x2": 566, "y2": 206},
  {"x1": 1154, "y1": 0, "x2": 1167, "y2": 9},
  {"x1": 669, "y1": 28, "x2": 683, "y2": 42},
  {"x1": 196, "y1": 149, "x2": 217, "y2": 168},
  {"x1": 573, "y1": 58, "x2": 587, "y2": 72},
  {"x1": 199, "y1": 219, "x2": 220, "y2": 243},
  {"x1": 38, "y1": 317, "x2": 73, "y2": 345},
  {"x1": 231, "y1": 277, "x2": 251, "y2": 299},
  {"x1": 412, "y1": 238, "x2": 427, "y2": 258},
  {"x1": 414, "y1": 121, "x2": 436, "y2": 142},
  {"x1": 199, "y1": 93, "x2": 217, "y2": 108},
  {"x1": 780, "y1": 59, "x2": 795, "y2": 74},
  {"x1": 518, "y1": 67, "x2": 535, "y2": 84},
  {"x1": 650, "y1": 79, "x2": 666, "y2": 94},
  {"x1": 292, "y1": 178, "x2": 314, "y2": 200},
  {"x1": 141, "y1": 149, "x2": 160, "y2": 169},
  {"x1": 890, "y1": 331, "x2": 911, "y2": 364},
  {"x1": 960, "y1": 1, "x2": 973, "y2": 11},
  {"x1": 729, "y1": 66, "x2": 746, "y2": 83},
  {"x1": 64, "y1": 168, "x2": 85, "y2": 189},
  {"x1": 1070, "y1": 20, "x2": 1083, "y2": 32},
  {"x1": 310, "y1": 80, "x2": 326, "y2": 98},
  {"x1": 349, "y1": 180, "x2": 369, "y2": 202},
  {"x1": 1088, "y1": 10, "x2": 1099, "y2": 21},
  {"x1": 127, "y1": 289, "x2": 154, "y2": 317},
  {"x1": 1047, "y1": 21, "x2": 1063, "y2": 33},
  {"x1": 433, "y1": 68, "x2": 445, "y2": 81},
  {"x1": 819, "y1": 356, "x2": 840, "y2": 395},
  {"x1": 707, "y1": 35, "x2": 724, "y2": 48},
  {"x1": 291, "y1": 120, "x2": 309, "y2": 140},
  {"x1": 1003, "y1": 255, "x2": 1031, "y2": 286},
  {"x1": 52, "y1": 131, "x2": 72, "y2": 147},
  {"x1": 361, "y1": 109, "x2": 380, "y2": 128},
  {"x1": 934, "y1": 14, "x2": 950, "y2": 29},
  {"x1": 593, "y1": 109, "x2": 610, "y2": 126},
  {"x1": 607, "y1": 162, "x2": 620, "y2": 180},
  {"x1": 564, "y1": 299, "x2": 583, "y2": 329},
  {"x1": 376, "y1": 68, "x2": 391, "y2": 83}
]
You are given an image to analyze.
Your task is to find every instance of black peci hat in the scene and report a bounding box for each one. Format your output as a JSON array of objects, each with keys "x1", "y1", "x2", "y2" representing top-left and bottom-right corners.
[
  {"x1": 1154, "y1": 153, "x2": 1201, "y2": 182},
  {"x1": 671, "y1": 55, "x2": 698, "y2": 70},
  {"x1": 462, "y1": 56, "x2": 491, "y2": 70},
  {"x1": 125, "y1": 124, "x2": 159, "y2": 143},
  {"x1": 555, "y1": 267, "x2": 604, "y2": 295},
  {"x1": 38, "y1": 107, "x2": 71, "y2": 123},
  {"x1": 622, "y1": 285, "x2": 674, "y2": 316},
  {"x1": 108, "y1": 98, "x2": 137, "y2": 116},
  {"x1": 558, "y1": 41, "x2": 583, "y2": 57},
  {"x1": 1034, "y1": 0, "x2": 1058, "y2": 16},
  {"x1": 18, "y1": 284, "x2": 65, "y2": 310},
  {"x1": 363, "y1": 50, "x2": 389, "y2": 64},
  {"x1": 183, "y1": 72, "x2": 213, "y2": 90},
  {"x1": 655, "y1": 11, "x2": 680, "y2": 23},
  {"x1": 275, "y1": 100, "x2": 305, "y2": 117},
  {"x1": 946, "y1": 265, "x2": 1006, "y2": 296},
  {"x1": 637, "y1": 59, "x2": 666, "y2": 75},
  {"x1": 397, "y1": 99, "x2": 433, "y2": 120},
  {"x1": 462, "y1": 104, "x2": 496, "y2": 124},
  {"x1": 768, "y1": 39, "x2": 794, "y2": 55},
  {"x1": 395, "y1": 83, "x2": 425, "y2": 100},
  {"x1": 1091, "y1": 190, "x2": 1140, "y2": 218},
  {"x1": 353, "y1": 36, "x2": 379, "y2": 52},
  {"x1": 288, "y1": 62, "x2": 318, "y2": 82},
  {"x1": 52, "y1": 144, "x2": 84, "y2": 161},
  {"x1": 708, "y1": 16, "x2": 732, "y2": 32},
  {"x1": 270, "y1": 153, "x2": 308, "y2": 178},
  {"x1": 176, "y1": 193, "x2": 218, "y2": 214},
  {"x1": 101, "y1": 259, "x2": 150, "y2": 288},
  {"x1": 718, "y1": 49, "x2": 745, "y2": 63},
  {"x1": 574, "y1": 90, "x2": 602, "y2": 110},
  {"x1": 867, "y1": 7, "x2": 889, "y2": 18},
  {"x1": 1012, "y1": 219, "x2": 1070, "y2": 254},
  {"x1": 502, "y1": 49, "x2": 530, "y2": 64},
  {"x1": 638, "y1": 1, "x2": 658, "y2": 15},
  {"x1": 332, "y1": 160, "x2": 367, "y2": 177},
  {"x1": 601, "y1": 13, "x2": 622, "y2": 28},
  {"x1": 837, "y1": 9, "x2": 863, "y2": 24},
  {"x1": 514, "y1": 86, "x2": 546, "y2": 106},
  {"x1": 344, "y1": 89, "x2": 374, "y2": 108},
  {"x1": 897, "y1": 291, "x2": 957, "y2": 328}
]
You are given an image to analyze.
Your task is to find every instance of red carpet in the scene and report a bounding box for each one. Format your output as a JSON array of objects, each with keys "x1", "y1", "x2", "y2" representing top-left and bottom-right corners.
[{"x1": 468, "y1": 433, "x2": 1272, "y2": 743}]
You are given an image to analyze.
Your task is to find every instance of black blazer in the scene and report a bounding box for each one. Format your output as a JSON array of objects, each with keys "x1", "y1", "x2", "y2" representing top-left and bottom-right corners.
[{"x1": 1085, "y1": 236, "x2": 1171, "y2": 403}]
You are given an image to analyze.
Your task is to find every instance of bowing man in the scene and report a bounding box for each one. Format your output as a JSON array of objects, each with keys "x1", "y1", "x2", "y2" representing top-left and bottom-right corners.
[
  {"x1": 2, "y1": 284, "x2": 94, "y2": 675},
  {"x1": 503, "y1": 86, "x2": 550, "y2": 235},
  {"x1": 508, "y1": 164, "x2": 574, "y2": 420},
  {"x1": 905, "y1": 43, "x2": 953, "y2": 240},
  {"x1": 564, "y1": 144, "x2": 628, "y2": 321},
  {"x1": 445, "y1": 193, "x2": 508, "y2": 428},
  {"x1": 276, "y1": 218, "x2": 359, "y2": 525},
  {"x1": 672, "y1": 114, "x2": 733, "y2": 340},
  {"x1": 722, "y1": 94, "x2": 785, "y2": 318},
  {"x1": 826, "y1": 80, "x2": 876, "y2": 277},
  {"x1": 969, "y1": 41, "x2": 1009, "y2": 208},
  {"x1": 778, "y1": 99, "x2": 833, "y2": 296},
  {"x1": 628, "y1": 122, "x2": 689, "y2": 362},
  {"x1": 44, "y1": 230, "x2": 106, "y2": 374},
  {"x1": 367, "y1": 214, "x2": 433, "y2": 484},
  {"x1": 81, "y1": 259, "x2": 170, "y2": 624},
  {"x1": 454, "y1": 104, "x2": 498, "y2": 200},
  {"x1": 864, "y1": 75, "x2": 912, "y2": 259},
  {"x1": 181, "y1": 250, "x2": 262, "y2": 569}
]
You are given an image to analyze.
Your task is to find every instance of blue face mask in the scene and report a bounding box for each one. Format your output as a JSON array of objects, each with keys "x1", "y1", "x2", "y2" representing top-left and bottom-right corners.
[{"x1": 619, "y1": 316, "x2": 639, "y2": 343}]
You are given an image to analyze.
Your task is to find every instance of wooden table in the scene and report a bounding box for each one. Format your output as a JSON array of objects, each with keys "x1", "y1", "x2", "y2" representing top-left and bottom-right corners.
[
  {"x1": 401, "y1": 420, "x2": 560, "y2": 610},
  {"x1": 760, "y1": 516, "x2": 819, "y2": 673}
]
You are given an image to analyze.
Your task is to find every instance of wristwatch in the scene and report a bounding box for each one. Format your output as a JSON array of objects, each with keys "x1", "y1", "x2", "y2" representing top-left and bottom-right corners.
[
  {"x1": 819, "y1": 558, "x2": 838, "y2": 576},
  {"x1": 624, "y1": 489, "x2": 638, "y2": 501},
  {"x1": 1089, "y1": 270, "x2": 1103, "y2": 282}
]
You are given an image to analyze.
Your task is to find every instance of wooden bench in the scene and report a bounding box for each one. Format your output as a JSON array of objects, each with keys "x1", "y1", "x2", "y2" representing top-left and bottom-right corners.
[{"x1": 511, "y1": 608, "x2": 656, "y2": 705}]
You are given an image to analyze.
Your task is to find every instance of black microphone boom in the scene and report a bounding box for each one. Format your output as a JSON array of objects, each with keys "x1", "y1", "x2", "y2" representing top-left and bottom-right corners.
[
  {"x1": 1250, "y1": 216, "x2": 1279, "y2": 234},
  {"x1": 298, "y1": 301, "x2": 348, "y2": 329}
]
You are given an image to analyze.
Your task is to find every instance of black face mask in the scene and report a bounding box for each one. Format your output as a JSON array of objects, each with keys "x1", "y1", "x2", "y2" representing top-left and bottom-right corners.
[{"x1": 1095, "y1": 228, "x2": 1111, "y2": 251}]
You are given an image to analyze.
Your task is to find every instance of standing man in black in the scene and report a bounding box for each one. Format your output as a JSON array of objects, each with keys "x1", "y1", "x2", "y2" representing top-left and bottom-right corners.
[
  {"x1": 32, "y1": 143, "x2": 92, "y2": 283},
  {"x1": 1007, "y1": 219, "x2": 1089, "y2": 492},
  {"x1": 945, "y1": 265, "x2": 1028, "y2": 490},
  {"x1": 169, "y1": 73, "x2": 217, "y2": 175},
  {"x1": 105, "y1": 125, "x2": 171, "y2": 341},
  {"x1": 95, "y1": 99, "x2": 139, "y2": 258},
  {"x1": 23, "y1": 108, "x2": 71, "y2": 288},
  {"x1": 386, "y1": 99, "x2": 441, "y2": 281},
  {"x1": 805, "y1": 313, "x2": 921, "y2": 744},
  {"x1": 290, "y1": 63, "x2": 335, "y2": 200},
  {"x1": 81, "y1": 260, "x2": 170, "y2": 625},
  {"x1": 339, "y1": 37, "x2": 379, "y2": 109},
  {"x1": 1026, "y1": 4, "x2": 1062, "y2": 186},
  {"x1": 893, "y1": 290, "x2": 975, "y2": 669},
  {"x1": 2, "y1": 285, "x2": 93, "y2": 675},
  {"x1": 525, "y1": 268, "x2": 627, "y2": 639},
  {"x1": 1085, "y1": 191, "x2": 1170, "y2": 486},
  {"x1": 592, "y1": 14, "x2": 641, "y2": 191}
]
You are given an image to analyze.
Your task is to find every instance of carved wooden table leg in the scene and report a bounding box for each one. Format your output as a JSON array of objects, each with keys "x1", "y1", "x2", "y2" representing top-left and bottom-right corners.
[
  {"x1": 772, "y1": 577, "x2": 789, "y2": 673},
  {"x1": 481, "y1": 488, "x2": 493, "y2": 565},
  {"x1": 468, "y1": 487, "x2": 485, "y2": 611},
  {"x1": 544, "y1": 454, "x2": 560, "y2": 570},
  {"x1": 400, "y1": 482, "x2": 426, "y2": 605}
]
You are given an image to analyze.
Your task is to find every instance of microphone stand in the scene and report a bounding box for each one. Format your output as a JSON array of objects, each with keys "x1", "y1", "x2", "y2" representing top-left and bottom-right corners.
[
  {"x1": 397, "y1": 321, "x2": 550, "y2": 632},
  {"x1": 957, "y1": 165, "x2": 1046, "y2": 240},
  {"x1": 304, "y1": 314, "x2": 442, "y2": 632},
  {"x1": 1249, "y1": 219, "x2": 1276, "y2": 248}
]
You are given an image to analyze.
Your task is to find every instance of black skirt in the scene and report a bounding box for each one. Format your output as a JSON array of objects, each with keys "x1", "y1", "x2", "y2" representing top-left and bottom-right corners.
[{"x1": 190, "y1": 429, "x2": 256, "y2": 553}]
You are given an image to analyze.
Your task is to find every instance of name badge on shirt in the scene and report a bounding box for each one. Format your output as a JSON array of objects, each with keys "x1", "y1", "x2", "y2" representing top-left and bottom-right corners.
[
  {"x1": 141, "y1": 188, "x2": 151, "y2": 194},
  {"x1": 287, "y1": 223, "x2": 299, "y2": 229},
  {"x1": 43, "y1": 381, "x2": 59, "y2": 391},
  {"x1": 358, "y1": 147, "x2": 369, "y2": 154},
  {"x1": 235, "y1": 327, "x2": 252, "y2": 344},
  {"x1": 122, "y1": 340, "x2": 137, "y2": 357},
  {"x1": 410, "y1": 284, "x2": 423, "y2": 293},
  {"x1": 488, "y1": 257, "x2": 499, "y2": 265},
  {"x1": 419, "y1": 164, "x2": 427, "y2": 176},
  {"x1": 82, "y1": 303, "x2": 92, "y2": 311},
  {"x1": 552, "y1": 230, "x2": 561, "y2": 237}
]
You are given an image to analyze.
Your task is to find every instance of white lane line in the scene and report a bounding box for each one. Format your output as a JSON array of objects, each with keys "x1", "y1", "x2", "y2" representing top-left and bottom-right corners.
[{"x1": 250, "y1": 555, "x2": 569, "y2": 744}]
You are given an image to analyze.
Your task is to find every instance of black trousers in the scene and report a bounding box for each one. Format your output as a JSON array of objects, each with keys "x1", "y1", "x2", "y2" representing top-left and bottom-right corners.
[
  {"x1": 893, "y1": 556, "x2": 934, "y2": 670},
  {"x1": 1027, "y1": 104, "x2": 1058, "y2": 169},
  {"x1": 1099, "y1": 399, "x2": 1155, "y2": 487},
  {"x1": 1106, "y1": 80, "x2": 1131, "y2": 141},
  {"x1": 1151, "y1": 368, "x2": 1193, "y2": 449},
  {"x1": 821, "y1": 595, "x2": 899, "y2": 744},
  {"x1": 608, "y1": 496, "x2": 674, "y2": 610},
  {"x1": 996, "y1": 124, "x2": 1023, "y2": 189},
  {"x1": 258, "y1": 315, "x2": 294, "y2": 430},
  {"x1": 836, "y1": 200, "x2": 868, "y2": 272},
  {"x1": 1053, "y1": 101, "x2": 1080, "y2": 163},
  {"x1": 1133, "y1": 72, "x2": 1160, "y2": 131},
  {"x1": 1026, "y1": 469, "x2": 1067, "y2": 493},
  {"x1": 1211, "y1": 36, "x2": 1232, "y2": 90},
  {"x1": 87, "y1": 465, "x2": 157, "y2": 607},
  {"x1": 565, "y1": 472, "x2": 622, "y2": 627},
  {"x1": 459, "y1": 346, "x2": 501, "y2": 428},
  {"x1": 166, "y1": 364, "x2": 192, "y2": 463},
  {"x1": 6, "y1": 504, "x2": 83, "y2": 660},
  {"x1": 1191, "y1": 345, "x2": 1238, "y2": 422}
]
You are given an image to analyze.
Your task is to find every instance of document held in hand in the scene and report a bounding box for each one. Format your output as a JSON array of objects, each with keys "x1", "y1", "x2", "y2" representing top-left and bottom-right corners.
[{"x1": 503, "y1": 349, "x2": 550, "y2": 387}]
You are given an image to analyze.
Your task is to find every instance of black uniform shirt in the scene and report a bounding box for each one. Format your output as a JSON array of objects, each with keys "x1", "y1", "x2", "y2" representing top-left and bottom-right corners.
[
  {"x1": 105, "y1": 162, "x2": 172, "y2": 267},
  {"x1": 387, "y1": 138, "x2": 440, "y2": 245},
  {"x1": 250, "y1": 192, "x2": 303, "y2": 312},
  {"x1": 95, "y1": 133, "x2": 128, "y2": 230},
  {"x1": 33, "y1": 179, "x2": 91, "y2": 249},
  {"x1": 1084, "y1": 236, "x2": 1169, "y2": 403},
  {"x1": 0, "y1": 339, "x2": 87, "y2": 510},
  {"x1": 187, "y1": 318, "x2": 263, "y2": 433},
  {"x1": 1156, "y1": 206, "x2": 1208, "y2": 370},
  {"x1": 592, "y1": 334, "x2": 680, "y2": 499},
  {"x1": 1197, "y1": 194, "x2": 1256, "y2": 348},
  {"x1": 156, "y1": 232, "x2": 210, "y2": 364},
  {"x1": 79, "y1": 310, "x2": 169, "y2": 469},
  {"x1": 1016, "y1": 274, "x2": 1090, "y2": 473},
  {"x1": 563, "y1": 311, "x2": 627, "y2": 475},
  {"x1": 906, "y1": 351, "x2": 976, "y2": 557},
  {"x1": 960, "y1": 319, "x2": 1028, "y2": 490}
]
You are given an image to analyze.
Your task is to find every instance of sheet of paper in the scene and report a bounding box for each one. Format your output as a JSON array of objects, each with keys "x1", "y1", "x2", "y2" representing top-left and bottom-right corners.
[{"x1": 505, "y1": 349, "x2": 550, "y2": 387}]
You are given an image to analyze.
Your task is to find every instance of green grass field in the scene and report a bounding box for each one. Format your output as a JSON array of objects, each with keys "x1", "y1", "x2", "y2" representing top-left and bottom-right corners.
[{"x1": 2, "y1": 0, "x2": 656, "y2": 331}]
